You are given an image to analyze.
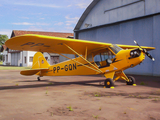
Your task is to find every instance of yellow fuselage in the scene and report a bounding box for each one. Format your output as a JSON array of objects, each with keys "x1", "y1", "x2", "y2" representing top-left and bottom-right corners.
[{"x1": 40, "y1": 49, "x2": 145, "y2": 76}]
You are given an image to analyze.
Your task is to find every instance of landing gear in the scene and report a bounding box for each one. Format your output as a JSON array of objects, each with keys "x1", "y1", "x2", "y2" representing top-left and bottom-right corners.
[
  {"x1": 104, "y1": 78, "x2": 114, "y2": 88},
  {"x1": 37, "y1": 77, "x2": 41, "y2": 81},
  {"x1": 126, "y1": 76, "x2": 136, "y2": 85}
]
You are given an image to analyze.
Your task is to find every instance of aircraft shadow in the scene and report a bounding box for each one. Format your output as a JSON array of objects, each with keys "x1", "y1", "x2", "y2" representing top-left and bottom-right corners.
[
  {"x1": 0, "y1": 74, "x2": 159, "y2": 90},
  {"x1": 17, "y1": 80, "x2": 50, "y2": 82},
  {"x1": 0, "y1": 79, "x2": 107, "y2": 91}
]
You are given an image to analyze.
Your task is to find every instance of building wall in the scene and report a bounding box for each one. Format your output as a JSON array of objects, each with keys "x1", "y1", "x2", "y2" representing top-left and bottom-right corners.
[
  {"x1": 5, "y1": 50, "x2": 59, "y2": 67},
  {"x1": 43, "y1": 52, "x2": 51, "y2": 64},
  {"x1": 11, "y1": 52, "x2": 20, "y2": 66},
  {"x1": 27, "y1": 51, "x2": 37, "y2": 67},
  {"x1": 23, "y1": 51, "x2": 55, "y2": 67},
  {"x1": 23, "y1": 51, "x2": 28, "y2": 67},
  {"x1": 59, "y1": 54, "x2": 74, "y2": 63},
  {"x1": 2, "y1": 50, "x2": 8, "y2": 65},
  {"x1": 8, "y1": 53, "x2": 11, "y2": 65},
  {"x1": 80, "y1": 0, "x2": 160, "y2": 30},
  {"x1": 76, "y1": 0, "x2": 160, "y2": 76}
]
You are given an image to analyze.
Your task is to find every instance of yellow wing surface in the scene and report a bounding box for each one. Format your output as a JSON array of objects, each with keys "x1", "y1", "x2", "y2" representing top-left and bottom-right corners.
[{"x1": 5, "y1": 34, "x2": 155, "y2": 55}]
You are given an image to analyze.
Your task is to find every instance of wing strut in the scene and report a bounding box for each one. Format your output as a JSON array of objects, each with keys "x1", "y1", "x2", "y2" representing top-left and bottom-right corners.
[
  {"x1": 48, "y1": 49, "x2": 103, "y2": 73},
  {"x1": 63, "y1": 43, "x2": 103, "y2": 73}
]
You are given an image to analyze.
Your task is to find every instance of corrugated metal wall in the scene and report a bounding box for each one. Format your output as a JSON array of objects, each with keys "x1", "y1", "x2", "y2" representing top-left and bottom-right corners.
[
  {"x1": 77, "y1": 14, "x2": 160, "y2": 76},
  {"x1": 11, "y1": 53, "x2": 20, "y2": 66}
]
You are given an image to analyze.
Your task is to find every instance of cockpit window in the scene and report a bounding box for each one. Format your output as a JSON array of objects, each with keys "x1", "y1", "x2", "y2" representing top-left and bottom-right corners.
[
  {"x1": 110, "y1": 44, "x2": 123, "y2": 54},
  {"x1": 94, "y1": 50, "x2": 115, "y2": 68},
  {"x1": 94, "y1": 51, "x2": 115, "y2": 62}
]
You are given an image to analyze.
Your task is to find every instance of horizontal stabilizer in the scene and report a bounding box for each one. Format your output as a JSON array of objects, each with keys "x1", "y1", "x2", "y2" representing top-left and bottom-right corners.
[{"x1": 20, "y1": 68, "x2": 49, "y2": 76}]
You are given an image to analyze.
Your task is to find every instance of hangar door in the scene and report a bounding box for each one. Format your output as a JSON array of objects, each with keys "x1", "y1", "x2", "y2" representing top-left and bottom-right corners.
[{"x1": 11, "y1": 53, "x2": 20, "y2": 66}]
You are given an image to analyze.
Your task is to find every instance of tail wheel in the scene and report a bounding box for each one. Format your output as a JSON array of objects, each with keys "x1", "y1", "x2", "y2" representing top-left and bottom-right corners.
[
  {"x1": 104, "y1": 78, "x2": 114, "y2": 88},
  {"x1": 37, "y1": 77, "x2": 41, "y2": 81},
  {"x1": 126, "y1": 76, "x2": 135, "y2": 85}
]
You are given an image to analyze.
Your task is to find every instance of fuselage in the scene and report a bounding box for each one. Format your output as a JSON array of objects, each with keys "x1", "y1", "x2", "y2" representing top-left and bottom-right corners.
[{"x1": 40, "y1": 48, "x2": 145, "y2": 76}]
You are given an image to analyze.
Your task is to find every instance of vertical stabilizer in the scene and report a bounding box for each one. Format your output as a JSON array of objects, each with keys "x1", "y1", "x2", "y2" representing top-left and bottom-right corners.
[{"x1": 32, "y1": 52, "x2": 50, "y2": 69}]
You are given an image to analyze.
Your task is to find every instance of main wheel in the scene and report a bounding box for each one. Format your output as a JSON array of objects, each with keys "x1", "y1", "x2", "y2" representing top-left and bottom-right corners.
[
  {"x1": 126, "y1": 76, "x2": 135, "y2": 85},
  {"x1": 37, "y1": 77, "x2": 41, "y2": 81},
  {"x1": 104, "y1": 78, "x2": 114, "y2": 88}
]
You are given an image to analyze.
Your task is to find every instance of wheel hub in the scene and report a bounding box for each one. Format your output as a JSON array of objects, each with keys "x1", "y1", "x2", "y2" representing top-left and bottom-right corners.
[{"x1": 107, "y1": 81, "x2": 110, "y2": 85}]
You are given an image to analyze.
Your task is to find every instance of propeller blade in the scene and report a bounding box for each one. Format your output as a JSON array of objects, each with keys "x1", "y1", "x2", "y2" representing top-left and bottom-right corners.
[
  {"x1": 145, "y1": 52, "x2": 155, "y2": 61},
  {"x1": 134, "y1": 40, "x2": 155, "y2": 61},
  {"x1": 134, "y1": 40, "x2": 143, "y2": 50}
]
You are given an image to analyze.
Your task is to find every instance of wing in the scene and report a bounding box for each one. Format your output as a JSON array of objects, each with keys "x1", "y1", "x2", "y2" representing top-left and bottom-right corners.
[
  {"x1": 117, "y1": 44, "x2": 155, "y2": 51},
  {"x1": 5, "y1": 34, "x2": 155, "y2": 55},
  {"x1": 5, "y1": 34, "x2": 112, "y2": 55}
]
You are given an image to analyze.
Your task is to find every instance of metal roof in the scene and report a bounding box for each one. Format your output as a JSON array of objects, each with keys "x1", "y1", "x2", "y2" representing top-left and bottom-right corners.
[{"x1": 74, "y1": 0, "x2": 100, "y2": 31}]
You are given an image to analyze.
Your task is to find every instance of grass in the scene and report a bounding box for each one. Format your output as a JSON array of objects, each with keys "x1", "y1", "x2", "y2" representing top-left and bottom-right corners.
[
  {"x1": 15, "y1": 83, "x2": 19, "y2": 86},
  {"x1": 140, "y1": 82, "x2": 145, "y2": 85},
  {"x1": 67, "y1": 106, "x2": 73, "y2": 111},
  {"x1": 94, "y1": 92, "x2": 101, "y2": 97},
  {"x1": 92, "y1": 114, "x2": 99, "y2": 119},
  {"x1": 46, "y1": 87, "x2": 48, "y2": 95},
  {"x1": 0, "y1": 61, "x2": 3, "y2": 64},
  {"x1": 0, "y1": 66, "x2": 31, "y2": 70}
]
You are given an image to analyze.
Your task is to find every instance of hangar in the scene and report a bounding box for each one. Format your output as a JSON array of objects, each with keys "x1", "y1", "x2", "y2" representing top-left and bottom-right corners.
[{"x1": 74, "y1": 0, "x2": 160, "y2": 76}]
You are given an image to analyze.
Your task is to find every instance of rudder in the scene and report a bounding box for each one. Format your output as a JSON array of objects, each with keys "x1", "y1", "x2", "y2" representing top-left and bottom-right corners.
[{"x1": 32, "y1": 52, "x2": 50, "y2": 69}]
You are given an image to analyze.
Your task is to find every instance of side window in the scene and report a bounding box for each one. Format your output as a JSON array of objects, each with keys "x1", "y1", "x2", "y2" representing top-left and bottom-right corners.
[
  {"x1": 87, "y1": 54, "x2": 93, "y2": 62},
  {"x1": 94, "y1": 51, "x2": 115, "y2": 62},
  {"x1": 101, "y1": 52, "x2": 109, "y2": 61},
  {"x1": 94, "y1": 54, "x2": 101, "y2": 62}
]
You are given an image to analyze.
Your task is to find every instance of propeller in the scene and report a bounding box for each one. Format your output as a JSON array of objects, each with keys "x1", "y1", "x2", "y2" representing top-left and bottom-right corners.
[{"x1": 134, "y1": 40, "x2": 155, "y2": 61}]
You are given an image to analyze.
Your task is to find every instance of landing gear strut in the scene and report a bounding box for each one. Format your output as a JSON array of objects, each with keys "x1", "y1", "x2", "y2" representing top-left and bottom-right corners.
[
  {"x1": 126, "y1": 76, "x2": 136, "y2": 85},
  {"x1": 104, "y1": 78, "x2": 114, "y2": 88}
]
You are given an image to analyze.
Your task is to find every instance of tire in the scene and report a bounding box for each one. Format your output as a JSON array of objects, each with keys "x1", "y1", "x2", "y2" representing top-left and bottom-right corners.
[
  {"x1": 37, "y1": 77, "x2": 40, "y2": 81},
  {"x1": 126, "y1": 76, "x2": 135, "y2": 85},
  {"x1": 104, "y1": 78, "x2": 114, "y2": 88}
]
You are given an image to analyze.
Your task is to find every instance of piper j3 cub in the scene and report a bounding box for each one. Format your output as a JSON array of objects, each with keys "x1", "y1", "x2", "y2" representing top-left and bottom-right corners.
[{"x1": 5, "y1": 34, "x2": 155, "y2": 88}]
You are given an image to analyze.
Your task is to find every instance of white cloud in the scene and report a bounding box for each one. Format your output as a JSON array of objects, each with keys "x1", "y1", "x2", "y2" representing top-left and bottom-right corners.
[
  {"x1": 67, "y1": 5, "x2": 72, "y2": 7},
  {"x1": 27, "y1": 26, "x2": 45, "y2": 31},
  {"x1": 0, "y1": 29, "x2": 12, "y2": 38},
  {"x1": 12, "y1": 22, "x2": 33, "y2": 25},
  {"x1": 20, "y1": 17, "x2": 29, "y2": 19},
  {"x1": 14, "y1": 3, "x2": 61, "y2": 8},
  {"x1": 36, "y1": 23, "x2": 50, "y2": 26},
  {"x1": 76, "y1": 0, "x2": 92, "y2": 9},
  {"x1": 15, "y1": 22, "x2": 32, "y2": 25},
  {"x1": 66, "y1": 21, "x2": 77, "y2": 26},
  {"x1": 40, "y1": 18, "x2": 45, "y2": 20},
  {"x1": 54, "y1": 22, "x2": 64, "y2": 26},
  {"x1": 76, "y1": 3, "x2": 87, "y2": 9},
  {"x1": 65, "y1": 16, "x2": 79, "y2": 26},
  {"x1": 65, "y1": 26, "x2": 74, "y2": 30},
  {"x1": 11, "y1": 22, "x2": 50, "y2": 26},
  {"x1": 65, "y1": 16, "x2": 79, "y2": 20},
  {"x1": 27, "y1": 26, "x2": 55, "y2": 32}
]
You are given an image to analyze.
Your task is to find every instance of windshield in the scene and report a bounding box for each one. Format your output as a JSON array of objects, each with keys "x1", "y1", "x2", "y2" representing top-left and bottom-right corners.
[{"x1": 110, "y1": 44, "x2": 123, "y2": 54}]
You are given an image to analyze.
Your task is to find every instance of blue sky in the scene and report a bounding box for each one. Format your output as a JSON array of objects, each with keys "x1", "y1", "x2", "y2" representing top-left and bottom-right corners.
[{"x1": 0, "y1": 0, "x2": 92, "y2": 37}]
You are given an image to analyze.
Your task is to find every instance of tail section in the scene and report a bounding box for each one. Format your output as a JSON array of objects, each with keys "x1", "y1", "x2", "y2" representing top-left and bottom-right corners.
[
  {"x1": 20, "y1": 52, "x2": 50, "y2": 76},
  {"x1": 32, "y1": 52, "x2": 50, "y2": 69}
]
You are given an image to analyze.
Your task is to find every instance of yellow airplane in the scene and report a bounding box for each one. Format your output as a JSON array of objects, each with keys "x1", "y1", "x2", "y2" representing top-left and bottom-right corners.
[{"x1": 5, "y1": 34, "x2": 155, "y2": 88}]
